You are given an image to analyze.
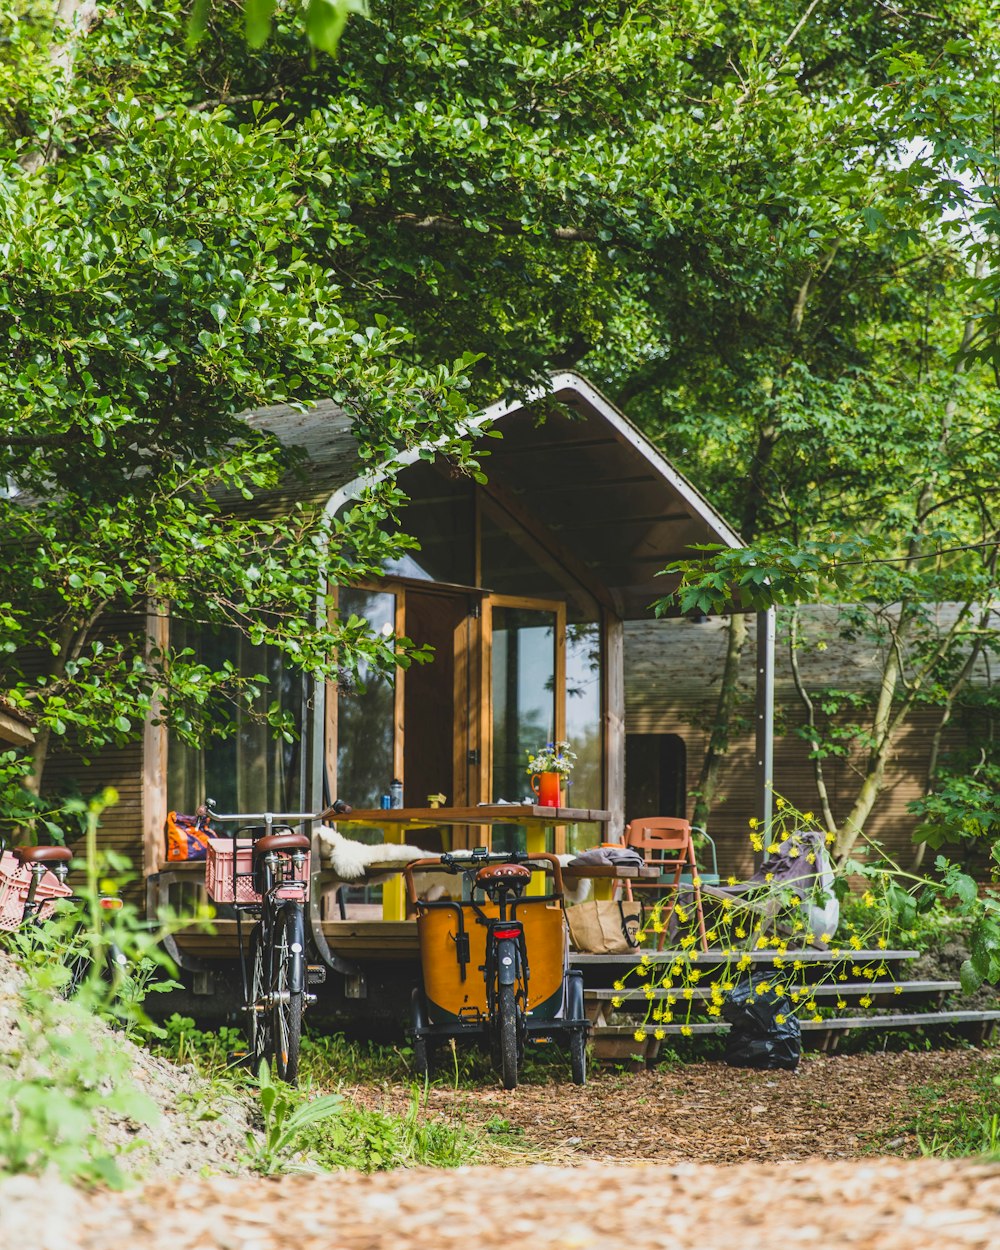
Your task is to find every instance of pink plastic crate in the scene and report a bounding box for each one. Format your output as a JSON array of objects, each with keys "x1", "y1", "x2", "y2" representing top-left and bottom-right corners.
[
  {"x1": 204, "y1": 838, "x2": 310, "y2": 904},
  {"x1": 0, "y1": 850, "x2": 73, "y2": 931}
]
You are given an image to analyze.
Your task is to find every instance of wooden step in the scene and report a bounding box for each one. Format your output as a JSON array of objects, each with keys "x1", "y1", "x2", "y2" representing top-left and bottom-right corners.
[
  {"x1": 585, "y1": 980, "x2": 960, "y2": 1006},
  {"x1": 592, "y1": 1010, "x2": 1000, "y2": 1061},
  {"x1": 571, "y1": 948, "x2": 918, "y2": 966}
]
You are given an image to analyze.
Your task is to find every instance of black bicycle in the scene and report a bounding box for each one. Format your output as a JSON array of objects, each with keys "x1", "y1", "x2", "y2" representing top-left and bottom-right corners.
[{"x1": 202, "y1": 798, "x2": 350, "y2": 1084}]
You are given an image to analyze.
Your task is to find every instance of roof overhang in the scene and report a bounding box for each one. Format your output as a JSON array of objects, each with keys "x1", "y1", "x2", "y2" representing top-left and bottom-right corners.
[
  {"x1": 479, "y1": 372, "x2": 742, "y2": 619},
  {"x1": 242, "y1": 372, "x2": 743, "y2": 621}
]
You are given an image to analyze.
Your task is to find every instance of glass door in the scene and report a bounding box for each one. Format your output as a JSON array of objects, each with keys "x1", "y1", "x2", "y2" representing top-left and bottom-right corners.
[{"x1": 484, "y1": 596, "x2": 565, "y2": 851}]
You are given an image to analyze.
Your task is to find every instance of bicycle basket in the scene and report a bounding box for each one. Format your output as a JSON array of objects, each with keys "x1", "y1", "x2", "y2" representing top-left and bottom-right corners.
[
  {"x1": 205, "y1": 839, "x2": 310, "y2": 904},
  {"x1": 0, "y1": 851, "x2": 73, "y2": 931}
]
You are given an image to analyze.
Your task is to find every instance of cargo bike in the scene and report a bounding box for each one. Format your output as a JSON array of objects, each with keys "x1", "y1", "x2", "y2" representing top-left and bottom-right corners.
[{"x1": 404, "y1": 848, "x2": 589, "y2": 1089}]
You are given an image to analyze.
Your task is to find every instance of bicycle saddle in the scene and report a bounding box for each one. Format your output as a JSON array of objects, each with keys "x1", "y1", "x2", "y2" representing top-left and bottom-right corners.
[
  {"x1": 252, "y1": 832, "x2": 310, "y2": 857},
  {"x1": 13, "y1": 845, "x2": 73, "y2": 865},
  {"x1": 475, "y1": 863, "x2": 531, "y2": 888}
]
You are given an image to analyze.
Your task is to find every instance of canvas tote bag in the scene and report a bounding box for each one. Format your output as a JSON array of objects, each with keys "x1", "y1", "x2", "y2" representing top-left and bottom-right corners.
[{"x1": 566, "y1": 898, "x2": 644, "y2": 954}]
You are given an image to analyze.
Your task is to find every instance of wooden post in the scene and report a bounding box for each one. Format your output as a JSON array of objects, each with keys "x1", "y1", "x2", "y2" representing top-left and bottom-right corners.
[
  {"x1": 755, "y1": 608, "x2": 775, "y2": 844},
  {"x1": 604, "y1": 612, "x2": 625, "y2": 842},
  {"x1": 141, "y1": 601, "x2": 170, "y2": 878}
]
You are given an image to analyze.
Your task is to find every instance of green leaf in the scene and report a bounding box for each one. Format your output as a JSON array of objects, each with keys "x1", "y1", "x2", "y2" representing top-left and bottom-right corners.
[
  {"x1": 244, "y1": 0, "x2": 275, "y2": 49},
  {"x1": 959, "y1": 958, "x2": 982, "y2": 995}
]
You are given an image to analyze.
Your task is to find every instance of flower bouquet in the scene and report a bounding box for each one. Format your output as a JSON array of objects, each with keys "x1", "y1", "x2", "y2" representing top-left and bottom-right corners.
[{"x1": 525, "y1": 741, "x2": 576, "y2": 807}]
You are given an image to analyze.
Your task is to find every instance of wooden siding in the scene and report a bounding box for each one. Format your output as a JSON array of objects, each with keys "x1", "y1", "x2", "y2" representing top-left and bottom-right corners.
[
  {"x1": 41, "y1": 741, "x2": 146, "y2": 869},
  {"x1": 625, "y1": 613, "x2": 987, "y2": 877}
]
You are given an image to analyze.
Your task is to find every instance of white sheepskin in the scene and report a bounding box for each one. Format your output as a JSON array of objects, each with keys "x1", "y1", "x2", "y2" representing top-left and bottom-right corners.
[{"x1": 316, "y1": 825, "x2": 430, "y2": 880}]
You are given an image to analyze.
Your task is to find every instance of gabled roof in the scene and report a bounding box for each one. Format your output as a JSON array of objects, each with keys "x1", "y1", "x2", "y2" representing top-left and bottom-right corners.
[{"x1": 242, "y1": 371, "x2": 743, "y2": 620}]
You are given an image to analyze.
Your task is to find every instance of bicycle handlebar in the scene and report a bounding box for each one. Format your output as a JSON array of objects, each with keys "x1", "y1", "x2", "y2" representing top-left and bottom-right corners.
[
  {"x1": 403, "y1": 851, "x2": 564, "y2": 903},
  {"x1": 199, "y1": 798, "x2": 352, "y2": 827}
]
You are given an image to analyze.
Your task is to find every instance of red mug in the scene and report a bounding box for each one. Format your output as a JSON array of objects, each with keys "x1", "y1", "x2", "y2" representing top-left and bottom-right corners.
[{"x1": 530, "y1": 772, "x2": 561, "y2": 807}]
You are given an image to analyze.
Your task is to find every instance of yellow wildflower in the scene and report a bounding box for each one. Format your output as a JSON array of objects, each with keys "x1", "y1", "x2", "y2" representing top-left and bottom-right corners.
[
  {"x1": 613, "y1": 980, "x2": 624, "y2": 992},
  {"x1": 859, "y1": 995, "x2": 872, "y2": 1009},
  {"x1": 748, "y1": 817, "x2": 759, "y2": 829},
  {"x1": 802, "y1": 812, "x2": 814, "y2": 822},
  {"x1": 726, "y1": 876, "x2": 738, "y2": 887},
  {"x1": 654, "y1": 1028, "x2": 666, "y2": 1041},
  {"x1": 750, "y1": 833, "x2": 764, "y2": 852},
  {"x1": 775, "y1": 1014, "x2": 786, "y2": 1024},
  {"x1": 836, "y1": 998, "x2": 847, "y2": 1010},
  {"x1": 680, "y1": 1026, "x2": 692, "y2": 1037},
  {"x1": 688, "y1": 969, "x2": 702, "y2": 983},
  {"x1": 612, "y1": 996, "x2": 623, "y2": 1008},
  {"x1": 634, "y1": 1029, "x2": 646, "y2": 1042},
  {"x1": 764, "y1": 872, "x2": 774, "y2": 883},
  {"x1": 825, "y1": 832, "x2": 836, "y2": 845},
  {"x1": 767, "y1": 842, "x2": 780, "y2": 854},
  {"x1": 707, "y1": 1005, "x2": 721, "y2": 1017}
]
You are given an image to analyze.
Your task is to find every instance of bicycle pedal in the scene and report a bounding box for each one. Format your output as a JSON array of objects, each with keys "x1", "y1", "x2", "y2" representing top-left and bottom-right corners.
[{"x1": 307, "y1": 964, "x2": 327, "y2": 985}]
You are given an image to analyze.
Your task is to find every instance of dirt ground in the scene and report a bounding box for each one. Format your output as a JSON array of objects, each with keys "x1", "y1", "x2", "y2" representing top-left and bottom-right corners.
[
  {"x1": 2, "y1": 1045, "x2": 999, "y2": 1248},
  {"x1": 347, "y1": 1048, "x2": 995, "y2": 1165}
]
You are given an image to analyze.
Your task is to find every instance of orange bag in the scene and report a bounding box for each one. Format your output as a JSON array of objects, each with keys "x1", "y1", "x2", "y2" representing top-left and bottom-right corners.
[{"x1": 165, "y1": 810, "x2": 212, "y2": 862}]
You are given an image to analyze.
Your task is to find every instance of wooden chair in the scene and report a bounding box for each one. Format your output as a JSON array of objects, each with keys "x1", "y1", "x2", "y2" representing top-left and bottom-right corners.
[{"x1": 622, "y1": 817, "x2": 708, "y2": 951}]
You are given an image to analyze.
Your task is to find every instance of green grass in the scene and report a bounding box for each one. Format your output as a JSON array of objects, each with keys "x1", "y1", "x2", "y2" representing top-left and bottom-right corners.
[
  {"x1": 297, "y1": 1087, "x2": 479, "y2": 1171},
  {"x1": 148, "y1": 1016, "x2": 484, "y2": 1172},
  {"x1": 878, "y1": 1053, "x2": 1000, "y2": 1159}
]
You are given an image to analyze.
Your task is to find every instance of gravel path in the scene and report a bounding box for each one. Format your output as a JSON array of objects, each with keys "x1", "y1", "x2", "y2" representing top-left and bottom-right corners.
[{"x1": 3, "y1": 1158, "x2": 999, "y2": 1249}]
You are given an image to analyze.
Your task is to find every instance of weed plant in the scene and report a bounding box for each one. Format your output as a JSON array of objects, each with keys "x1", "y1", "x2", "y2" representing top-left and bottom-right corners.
[
  {"x1": 608, "y1": 792, "x2": 1000, "y2": 1055},
  {"x1": 897, "y1": 1058, "x2": 1000, "y2": 1159},
  {"x1": 296, "y1": 1087, "x2": 478, "y2": 1171},
  {"x1": 0, "y1": 790, "x2": 192, "y2": 1187}
]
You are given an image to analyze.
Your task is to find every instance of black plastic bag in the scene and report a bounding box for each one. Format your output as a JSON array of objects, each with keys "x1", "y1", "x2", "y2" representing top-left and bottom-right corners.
[{"x1": 722, "y1": 978, "x2": 801, "y2": 1071}]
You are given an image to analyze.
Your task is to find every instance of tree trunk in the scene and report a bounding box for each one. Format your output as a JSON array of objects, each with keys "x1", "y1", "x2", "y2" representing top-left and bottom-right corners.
[
  {"x1": 691, "y1": 612, "x2": 748, "y2": 830},
  {"x1": 17, "y1": 0, "x2": 99, "y2": 174}
]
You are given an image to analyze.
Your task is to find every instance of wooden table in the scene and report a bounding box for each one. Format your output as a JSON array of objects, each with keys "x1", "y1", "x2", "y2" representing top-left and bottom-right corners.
[{"x1": 325, "y1": 804, "x2": 612, "y2": 919}]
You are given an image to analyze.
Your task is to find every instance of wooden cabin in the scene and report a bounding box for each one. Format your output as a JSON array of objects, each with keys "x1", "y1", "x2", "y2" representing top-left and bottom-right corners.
[{"x1": 46, "y1": 371, "x2": 768, "y2": 1022}]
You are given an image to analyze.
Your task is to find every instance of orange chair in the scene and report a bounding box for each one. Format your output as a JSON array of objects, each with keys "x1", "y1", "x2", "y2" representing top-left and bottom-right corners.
[{"x1": 622, "y1": 817, "x2": 708, "y2": 951}]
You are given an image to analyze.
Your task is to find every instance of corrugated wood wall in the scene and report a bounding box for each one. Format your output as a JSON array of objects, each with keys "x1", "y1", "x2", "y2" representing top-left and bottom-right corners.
[
  {"x1": 625, "y1": 614, "x2": 984, "y2": 877},
  {"x1": 13, "y1": 611, "x2": 149, "y2": 873},
  {"x1": 42, "y1": 742, "x2": 146, "y2": 870}
]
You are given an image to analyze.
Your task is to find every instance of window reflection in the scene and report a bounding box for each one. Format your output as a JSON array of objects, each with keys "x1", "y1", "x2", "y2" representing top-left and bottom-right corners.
[
  {"x1": 167, "y1": 623, "x2": 304, "y2": 815},
  {"x1": 336, "y1": 589, "x2": 396, "y2": 811}
]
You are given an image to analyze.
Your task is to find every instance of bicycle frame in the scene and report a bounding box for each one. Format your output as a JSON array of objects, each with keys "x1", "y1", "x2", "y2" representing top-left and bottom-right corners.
[{"x1": 205, "y1": 807, "x2": 321, "y2": 1083}]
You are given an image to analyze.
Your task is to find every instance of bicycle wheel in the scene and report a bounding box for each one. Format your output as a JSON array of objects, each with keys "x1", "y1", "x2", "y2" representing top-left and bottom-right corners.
[
  {"x1": 248, "y1": 924, "x2": 272, "y2": 1070},
  {"x1": 411, "y1": 988, "x2": 431, "y2": 1079},
  {"x1": 569, "y1": 1028, "x2": 587, "y2": 1086},
  {"x1": 271, "y1": 909, "x2": 303, "y2": 1085},
  {"x1": 497, "y1": 981, "x2": 520, "y2": 1090}
]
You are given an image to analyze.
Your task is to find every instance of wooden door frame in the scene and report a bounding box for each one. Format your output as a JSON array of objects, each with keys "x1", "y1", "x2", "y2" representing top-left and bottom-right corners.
[{"x1": 480, "y1": 594, "x2": 567, "y2": 847}]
